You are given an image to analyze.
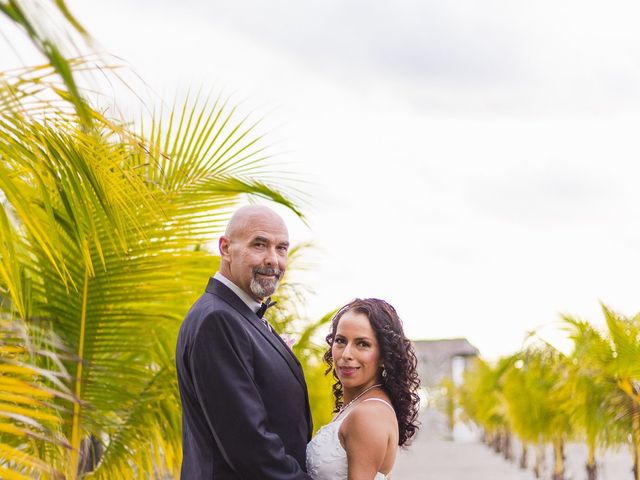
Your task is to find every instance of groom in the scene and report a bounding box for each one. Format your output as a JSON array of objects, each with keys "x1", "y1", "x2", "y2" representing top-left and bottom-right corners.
[{"x1": 176, "y1": 205, "x2": 313, "y2": 479}]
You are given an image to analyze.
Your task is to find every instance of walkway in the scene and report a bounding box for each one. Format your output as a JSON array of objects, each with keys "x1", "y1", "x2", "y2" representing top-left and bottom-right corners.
[{"x1": 392, "y1": 409, "x2": 632, "y2": 480}]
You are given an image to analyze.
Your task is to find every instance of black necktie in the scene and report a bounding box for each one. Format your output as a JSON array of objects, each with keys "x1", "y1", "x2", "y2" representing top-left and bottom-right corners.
[{"x1": 256, "y1": 297, "x2": 277, "y2": 319}]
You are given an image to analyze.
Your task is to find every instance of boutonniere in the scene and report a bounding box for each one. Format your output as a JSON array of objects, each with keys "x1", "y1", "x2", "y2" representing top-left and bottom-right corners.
[{"x1": 281, "y1": 334, "x2": 297, "y2": 349}]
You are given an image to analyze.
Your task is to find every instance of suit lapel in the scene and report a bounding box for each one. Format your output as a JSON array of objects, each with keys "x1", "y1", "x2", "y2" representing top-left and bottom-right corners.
[{"x1": 205, "y1": 278, "x2": 307, "y2": 389}]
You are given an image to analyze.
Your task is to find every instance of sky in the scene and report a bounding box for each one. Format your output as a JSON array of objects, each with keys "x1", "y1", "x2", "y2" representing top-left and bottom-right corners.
[{"x1": 5, "y1": 1, "x2": 640, "y2": 358}]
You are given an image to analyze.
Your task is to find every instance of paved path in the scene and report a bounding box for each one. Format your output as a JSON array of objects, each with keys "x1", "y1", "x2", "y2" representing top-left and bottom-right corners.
[
  {"x1": 392, "y1": 409, "x2": 534, "y2": 480},
  {"x1": 392, "y1": 409, "x2": 633, "y2": 480}
]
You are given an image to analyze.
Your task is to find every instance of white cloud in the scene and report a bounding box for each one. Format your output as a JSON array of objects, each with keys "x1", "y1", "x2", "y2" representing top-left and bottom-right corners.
[{"x1": 9, "y1": 0, "x2": 640, "y2": 358}]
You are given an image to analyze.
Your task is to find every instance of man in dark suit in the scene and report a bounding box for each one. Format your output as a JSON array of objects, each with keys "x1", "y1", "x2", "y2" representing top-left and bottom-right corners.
[{"x1": 176, "y1": 205, "x2": 313, "y2": 479}]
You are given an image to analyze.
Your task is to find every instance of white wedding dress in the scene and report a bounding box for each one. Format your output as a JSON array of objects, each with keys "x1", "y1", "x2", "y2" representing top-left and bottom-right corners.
[{"x1": 306, "y1": 398, "x2": 394, "y2": 480}]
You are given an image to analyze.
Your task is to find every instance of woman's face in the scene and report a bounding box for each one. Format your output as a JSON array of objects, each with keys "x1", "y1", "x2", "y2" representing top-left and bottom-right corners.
[{"x1": 331, "y1": 310, "x2": 382, "y2": 394}]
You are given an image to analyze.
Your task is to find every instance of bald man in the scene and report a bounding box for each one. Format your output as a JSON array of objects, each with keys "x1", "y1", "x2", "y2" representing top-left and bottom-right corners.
[{"x1": 176, "y1": 206, "x2": 313, "y2": 479}]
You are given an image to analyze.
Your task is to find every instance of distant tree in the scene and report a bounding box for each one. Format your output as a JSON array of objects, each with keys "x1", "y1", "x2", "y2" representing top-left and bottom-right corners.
[
  {"x1": 460, "y1": 308, "x2": 640, "y2": 480},
  {"x1": 562, "y1": 315, "x2": 626, "y2": 480},
  {"x1": 503, "y1": 346, "x2": 574, "y2": 480},
  {"x1": 600, "y1": 306, "x2": 640, "y2": 480},
  {"x1": 459, "y1": 358, "x2": 512, "y2": 458}
]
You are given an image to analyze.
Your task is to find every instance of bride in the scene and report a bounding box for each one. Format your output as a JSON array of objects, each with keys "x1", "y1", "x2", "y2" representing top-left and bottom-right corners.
[{"x1": 306, "y1": 298, "x2": 421, "y2": 480}]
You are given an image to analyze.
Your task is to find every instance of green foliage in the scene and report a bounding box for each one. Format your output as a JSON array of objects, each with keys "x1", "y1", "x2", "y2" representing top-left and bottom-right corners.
[
  {"x1": 460, "y1": 306, "x2": 640, "y2": 479},
  {"x1": 293, "y1": 309, "x2": 336, "y2": 434},
  {"x1": 0, "y1": 318, "x2": 76, "y2": 479},
  {"x1": 0, "y1": 0, "x2": 93, "y2": 124},
  {"x1": 562, "y1": 316, "x2": 625, "y2": 450},
  {"x1": 459, "y1": 357, "x2": 509, "y2": 435},
  {"x1": 0, "y1": 2, "x2": 311, "y2": 478},
  {"x1": 301, "y1": 352, "x2": 336, "y2": 434},
  {"x1": 506, "y1": 346, "x2": 573, "y2": 444},
  {"x1": 438, "y1": 377, "x2": 456, "y2": 432}
]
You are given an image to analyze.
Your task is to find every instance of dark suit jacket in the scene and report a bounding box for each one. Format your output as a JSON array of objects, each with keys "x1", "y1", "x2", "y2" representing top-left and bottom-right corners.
[{"x1": 176, "y1": 278, "x2": 313, "y2": 479}]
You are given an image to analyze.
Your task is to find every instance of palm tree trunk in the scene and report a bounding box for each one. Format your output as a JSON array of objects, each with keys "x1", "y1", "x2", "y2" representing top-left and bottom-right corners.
[
  {"x1": 68, "y1": 267, "x2": 90, "y2": 479},
  {"x1": 446, "y1": 394, "x2": 455, "y2": 432},
  {"x1": 552, "y1": 437, "x2": 565, "y2": 480},
  {"x1": 586, "y1": 440, "x2": 597, "y2": 480},
  {"x1": 502, "y1": 430, "x2": 513, "y2": 461},
  {"x1": 533, "y1": 441, "x2": 545, "y2": 479},
  {"x1": 519, "y1": 443, "x2": 528, "y2": 469},
  {"x1": 632, "y1": 404, "x2": 640, "y2": 480},
  {"x1": 492, "y1": 431, "x2": 501, "y2": 453}
]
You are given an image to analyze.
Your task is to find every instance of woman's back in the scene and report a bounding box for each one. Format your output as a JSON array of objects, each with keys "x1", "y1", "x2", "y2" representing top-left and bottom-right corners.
[{"x1": 306, "y1": 397, "x2": 397, "y2": 480}]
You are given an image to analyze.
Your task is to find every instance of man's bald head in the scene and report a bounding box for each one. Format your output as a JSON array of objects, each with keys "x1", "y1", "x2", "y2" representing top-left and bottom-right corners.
[
  {"x1": 219, "y1": 205, "x2": 290, "y2": 301},
  {"x1": 224, "y1": 205, "x2": 288, "y2": 241}
]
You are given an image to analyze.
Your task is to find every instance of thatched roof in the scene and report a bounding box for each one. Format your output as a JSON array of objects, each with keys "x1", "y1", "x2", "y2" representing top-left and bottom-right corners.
[{"x1": 412, "y1": 338, "x2": 479, "y2": 360}]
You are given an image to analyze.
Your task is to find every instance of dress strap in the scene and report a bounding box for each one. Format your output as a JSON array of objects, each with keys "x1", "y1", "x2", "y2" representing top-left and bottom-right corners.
[
  {"x1": 361, "y1": 398, "x2": 395, "y2": 414},
  {"x1": 334, "y1": 398, "x2": 395, "y2": 423}
]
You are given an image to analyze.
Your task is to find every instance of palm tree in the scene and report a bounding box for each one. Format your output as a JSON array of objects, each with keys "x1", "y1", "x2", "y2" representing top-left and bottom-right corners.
[
  {"x1": 562, "y1": 315, "x2": 626, "y2": 480},
  {"x1": 501, "y1": 346, "x2": 573, "y2": 480},
  {"x1": 1, "y1": 2, "x2": 309, "y2": 478},
  {"x1": 1, "y1": 0, "x2": 95, "y2": 125},
  {"x1": 0, "y1": 317, "x2": 76, "y2": 480},
  {"x1": 460, "y1": 308, "x2": 640, "y2": 480},
  {"x1": 600, "y1": 305, "x2": 640, "y2": 480},
  {"x1": 499, "y1": 354, "x2": 537, "y2": 471},
  {"x1": 439, "y1": 377, "x2": 456, "y2": 434},
  {"x1": 2, "y1": 66, "x2": 304, "y2": 479},
  {"x1": 290, "y1": 309, "x2": 336, "y2": 433},
  {"x1": 458, "y1": 358, "x2": 511, "y2": 457}
]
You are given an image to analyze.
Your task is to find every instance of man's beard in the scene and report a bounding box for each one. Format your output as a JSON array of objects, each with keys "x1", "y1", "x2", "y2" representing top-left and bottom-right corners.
[{"x1": 250, "y1": 267, "x2": 283, "y2": 298}]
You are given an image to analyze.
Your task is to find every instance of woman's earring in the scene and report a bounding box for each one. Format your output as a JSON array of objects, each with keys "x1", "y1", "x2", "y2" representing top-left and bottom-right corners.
[{"x1": 381, "y1": 365, "x2": 387, "y2": 379}]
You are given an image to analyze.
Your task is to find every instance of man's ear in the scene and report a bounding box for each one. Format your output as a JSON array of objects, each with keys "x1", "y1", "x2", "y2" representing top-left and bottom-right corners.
[{"x1": 219, "y1": 236, "x2": 231, "y2": 258}]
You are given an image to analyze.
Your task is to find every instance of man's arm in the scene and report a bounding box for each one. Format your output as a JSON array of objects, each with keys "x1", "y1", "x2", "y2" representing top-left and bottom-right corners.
[{"x1": 190, "y1": 310, "x2": 311, "y2": 480}]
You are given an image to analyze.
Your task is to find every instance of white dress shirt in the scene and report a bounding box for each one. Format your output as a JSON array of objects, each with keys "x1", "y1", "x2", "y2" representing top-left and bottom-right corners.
[{"x1": 214, "y1": 272, "x2": 273, "y2": 331}]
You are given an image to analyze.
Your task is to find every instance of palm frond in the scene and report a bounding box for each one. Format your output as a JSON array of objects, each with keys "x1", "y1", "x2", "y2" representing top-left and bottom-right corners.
[
  {"x1": 137, "y1": 96, "x2": 305, "y2": 218},
  {"x1": 0, "y1": 317, "x2": 76, "y2": 479},
  {"x1": 1, "y1": 2, "x2": 309, "y2": 475},
  {"x1": 1, "y1": 0, "x2": 93, "y2": 124}
]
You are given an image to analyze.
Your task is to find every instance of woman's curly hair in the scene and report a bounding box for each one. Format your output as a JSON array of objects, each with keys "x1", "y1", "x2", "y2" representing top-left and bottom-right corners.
[{"x1": 323, "y1": 298, "x2": 421, "y2": 446}]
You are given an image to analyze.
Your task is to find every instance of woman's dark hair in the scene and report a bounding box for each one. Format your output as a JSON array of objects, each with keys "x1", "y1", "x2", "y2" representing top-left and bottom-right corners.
[{"x1": 323, "y1": 298, "x2": 421, "y2": 446}]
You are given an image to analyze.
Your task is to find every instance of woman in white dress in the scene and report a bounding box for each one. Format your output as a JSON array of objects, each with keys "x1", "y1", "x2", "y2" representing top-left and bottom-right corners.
[{"x1": 307, "y1": 298, "x2": 421, "y2": 480}]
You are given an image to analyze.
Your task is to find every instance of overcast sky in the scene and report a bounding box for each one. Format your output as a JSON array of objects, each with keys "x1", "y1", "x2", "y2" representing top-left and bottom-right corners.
[{"x1": 6, "y1": 1, "x2": 640, "y2": 358}]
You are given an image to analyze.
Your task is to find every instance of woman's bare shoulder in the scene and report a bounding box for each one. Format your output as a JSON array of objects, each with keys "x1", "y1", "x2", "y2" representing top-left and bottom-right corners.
[
  {"x1": 338, "y1": 396, "x2": 399, "y2": 475},
  {"x1": 340, "y1": 396, "x2": 397, "y2": 439}
]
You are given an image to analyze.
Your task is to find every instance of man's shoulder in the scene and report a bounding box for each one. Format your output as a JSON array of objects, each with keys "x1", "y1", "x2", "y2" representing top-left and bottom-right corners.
[
  {"x1": 184, "y1": 290, "x2": 242, "y2": 326},
  {"x1": 178, "y1": 291, "x2": 250, "y2": 351}
]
